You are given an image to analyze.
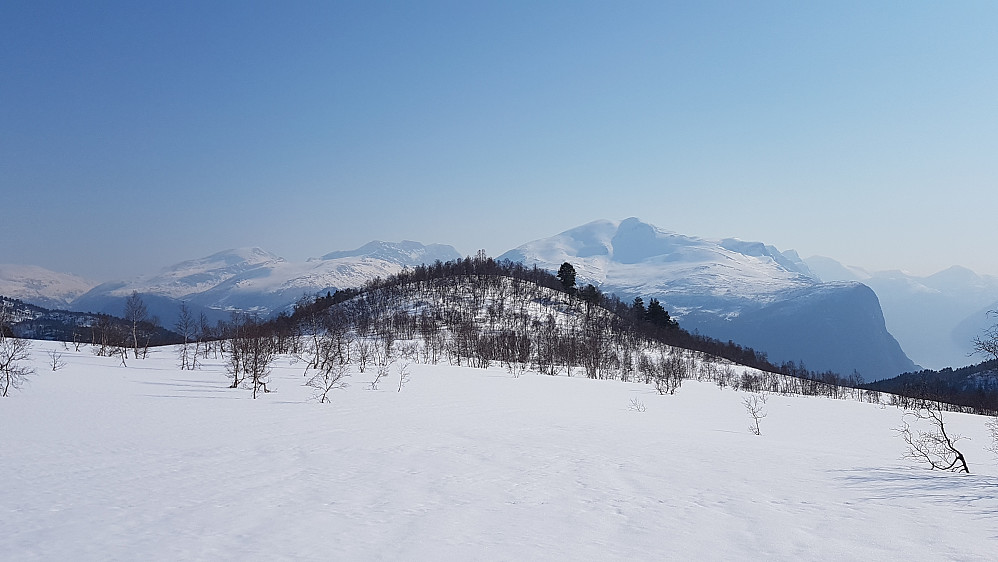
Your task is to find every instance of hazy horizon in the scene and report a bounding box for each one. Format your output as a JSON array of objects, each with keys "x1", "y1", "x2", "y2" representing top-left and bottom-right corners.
[
  {"x1": 1, "y1": 216, "x2": 991, "y2": 284},
  {"x1": 4, "y1": 2, "x2": 997, "y2": 280}
]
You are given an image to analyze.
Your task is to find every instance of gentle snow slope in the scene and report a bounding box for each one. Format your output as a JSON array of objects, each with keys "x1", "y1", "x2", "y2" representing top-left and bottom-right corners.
[{"x1": 3, "y1": 342, "x2": 997, "y2": 560}]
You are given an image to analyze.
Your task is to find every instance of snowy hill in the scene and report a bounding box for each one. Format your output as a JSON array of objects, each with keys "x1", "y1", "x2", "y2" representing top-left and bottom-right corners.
[
  {"x1": 0, "y1": 264, "x2": 97, "y2": 309},
  {"x1": 3, "y1": 340, "x2": 996, "y2": 559},
  {"x1": 807, "y1": 256, "x2": 998, "y2": 370},
  {"x1": 500, "y1": 218, "x2": 916, "y2": 379}
]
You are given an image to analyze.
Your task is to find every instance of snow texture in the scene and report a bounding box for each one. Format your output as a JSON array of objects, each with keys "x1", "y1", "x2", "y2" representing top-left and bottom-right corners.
[{"x1": 3, "y1": 341, "x2": 997, "y2": 560}]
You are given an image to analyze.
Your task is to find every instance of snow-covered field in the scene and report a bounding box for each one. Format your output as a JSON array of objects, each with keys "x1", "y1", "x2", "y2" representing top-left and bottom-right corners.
[{"x1": 4, "y1": 341, "x2": 998, "y2": 560}]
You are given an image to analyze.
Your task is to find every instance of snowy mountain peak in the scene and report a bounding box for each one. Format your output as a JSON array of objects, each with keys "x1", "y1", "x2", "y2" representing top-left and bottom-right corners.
[
  {"x1": 160, "y1": 247, "x2": 285, "y2": 275},
  {"x1": 717, "y1": 239, "x2": 815, "y2": 278},
  {"x1": 926, "y1": 265, "x2": 986, "y2": 287},
  {"x1": 0, "y1": 264, "x2": 97, "y2": 309},
  {"x1": 68, "y1": 241, "x2": 463, "y2": 323},
  {"x1": 609, "y1": 218, "x2": 704, "y2": 264},
  {"x1": 804, "y1": 256, "x2": 870, "y2": 282},
  {"x1": 321, "y1": 240, "x2": 461, "y2": 267},
  {"x1": 499, "y1": 217, "x2": 816, "y2": 295},
  {"x1": 69, "y1": 247, "x2": 287, "y2": 306},
  {"x1": 499, "y1": 218, "x2": 915, "y2": 377}
]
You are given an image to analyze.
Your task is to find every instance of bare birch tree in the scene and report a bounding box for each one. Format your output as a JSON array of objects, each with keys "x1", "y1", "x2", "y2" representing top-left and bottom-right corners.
[
  {"x1": 0, "y1": 308, "x2": 34, "y2": 396},
  {"x1": 175, "y1": 302, "x2": 198, "y2": 370},
  {"x1": 897, "y1": 401, "x2": 970, "y2": 473},
  {"x1": 124, "y1": 291, "x2": 148, "y2": 359},
  {"x1": 973, "y1": 310, "x2": 998, "y2": 361},
  {"x1": 744, "y1": 393, "x2": 767, "y2": 435}
]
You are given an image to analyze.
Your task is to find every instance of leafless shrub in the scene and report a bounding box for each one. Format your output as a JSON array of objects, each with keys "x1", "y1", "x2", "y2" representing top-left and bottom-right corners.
[
  {"x1": 653, "y1": 352, "x2": 684, "y2": 395},
  {"x1": 0, "y1": 335, "x2": 34, "y2": 396},
  {"x1": 225, "y1": 316, "x2": 275, "y2": 398},
  {"x1": 399, "y1": 343, "x2": 419, "y2": 363},
  {"x1": 897, "y1": 402, "x2": 969, "y2": 473},
  {"x1": 716, "y1": 364, "x2": 736, "y2": 389},
  {"x1": 698, "y1": 360, "x2": 718, "y2": 382},
  {"x1": 369, "y1": 363, "x2": 391, "y2": 391},
  {"x1": 175, "y1": 302, "x2": 199, "y2": 371},
  {"x1": 47, "y1": 350, "x2": 67, "y2": 372},
  {"x1": 367, "y1": 336, "x2": 396, "y2": 390},
  {"x1": 972, "y1": 310, "x2": 998, "y2": 361},
  {"x1": 419, "y1": 341, "x2": 432, "y2": 365},
  {"x1": 638, "y1": 353, "x2": 655, "y2": 384},
  {"x1": 356, "y1": 341, "x2": 371, "y2": 373},
  {"x1": 744, "y1": 393, "x2": 767, "y2": 435},
  {"x1": 306, "y1": 362, "x2": 350, "y2": 403},
  {"x1": 986, "y1": 417, "x2": 998, "y2": 460},
  {"x1": 628, "y1": 397, "x2": 647, "y2": 412},
  {"x1": 397, "y1": 361, "x2": 410, "y2": 392},
  {"x1": 619, "y1": 352, "x2": 633, "y2": 383}
]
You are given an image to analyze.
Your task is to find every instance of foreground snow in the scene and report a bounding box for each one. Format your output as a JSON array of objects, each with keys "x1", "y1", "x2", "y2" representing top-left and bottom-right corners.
[{"x1": 4, "y1": 342, "x2": 998, "y2": 560}]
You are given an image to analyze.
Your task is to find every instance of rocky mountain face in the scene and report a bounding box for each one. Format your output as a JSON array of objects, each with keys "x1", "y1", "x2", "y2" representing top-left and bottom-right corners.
[
  {"x1": 806, "y1": 257, "x2": 998, "y2": 370},
  {"x1": 500, "y1": 218, "x2": 917, "y2": 379}
]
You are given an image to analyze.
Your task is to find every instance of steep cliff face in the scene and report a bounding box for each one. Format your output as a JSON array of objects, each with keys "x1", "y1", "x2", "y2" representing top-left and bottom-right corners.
[
  {"x1": 807, "y1": 256, "x2": 998, "y2": 370},
  {"x1": 501, "y1": 218, "x2": 917, "y2": 379},
  {"x1": 684, "y1": 283, "x2": 916, "y2": 378}
]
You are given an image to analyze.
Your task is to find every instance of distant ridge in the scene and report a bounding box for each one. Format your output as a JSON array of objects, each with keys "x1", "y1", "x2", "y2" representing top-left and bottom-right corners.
[
  {"x1": 0, "y1": 264, "x2": 97, "y2": 309},
  {"x1": 4, "y1": 223, "x2": 981, "y2": 380},
  {"x1": 60, "y1": 241, "x2": 462, "y2": 326},
  {"x1": 806, "y1": 256, "x2": 998, "y2": 369},
  {"x1": 321, "y1": 240, "x2": 460, "y2": 266}
]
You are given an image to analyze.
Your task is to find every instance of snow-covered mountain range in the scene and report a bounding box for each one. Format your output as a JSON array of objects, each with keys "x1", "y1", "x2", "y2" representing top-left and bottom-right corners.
[
  {"x1": 7, "y1": 218, "x2": 994, "y2": 379},
  {"x1": 0, "y1": 264, "x2": 97, "y2": 309},
  {"x1": 499, "y1": 218, "x2": 917, "y2": 379},
  {"x1": 806, "y1": 256, "x2": 998, "y2": 370},
  {"x1": 65, "y1": 242, "x2": 462, "y2": 326}
]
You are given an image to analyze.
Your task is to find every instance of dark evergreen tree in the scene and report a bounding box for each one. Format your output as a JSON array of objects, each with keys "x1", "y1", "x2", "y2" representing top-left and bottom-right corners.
[
  {"x1": 557, "y1": 262, "x2": 577, "y2": 294},
  {"x1": 646, "y1": 298, "x2": 678, "y2": 329},
  {"x1": 632, "y1": 297, "x2": 646, "y2": 318},
  {"x1": 579, "y1": 284, "x2": 601, "y2": 306}
]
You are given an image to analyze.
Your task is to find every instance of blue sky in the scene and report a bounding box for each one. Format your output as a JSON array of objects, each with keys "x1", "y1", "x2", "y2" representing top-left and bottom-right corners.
[{"x1": 3, "y1": 1, "x2": 997, "y2": 280}]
